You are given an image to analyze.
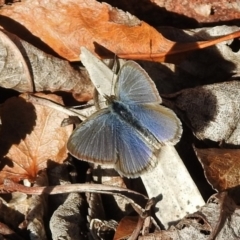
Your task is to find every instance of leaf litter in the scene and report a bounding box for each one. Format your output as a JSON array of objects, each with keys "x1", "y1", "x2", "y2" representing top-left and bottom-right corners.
[
  {"x1": 0, "y1": 0, "x2": 239, "y2": 239},
  {"x1": 0, "y1": 29, "x2": 93, "y2": 102},
  {"x1": 1, "y1": 0, "x2": 240, "y2": 62},
  {"x1": 0, "y1": 93, "x2": 72, "y2": 183}
]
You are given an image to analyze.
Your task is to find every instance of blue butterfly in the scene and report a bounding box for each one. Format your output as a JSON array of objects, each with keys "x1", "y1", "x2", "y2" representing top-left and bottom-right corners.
[{"x1": 67, "y1": 61, "x2": 182, "y2": 178}]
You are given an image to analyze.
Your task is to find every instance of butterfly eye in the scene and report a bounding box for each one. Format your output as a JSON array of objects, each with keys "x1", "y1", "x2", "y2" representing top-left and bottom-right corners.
[{"x1": 105, "y1": 95, "x2": 116, "y2": 105}]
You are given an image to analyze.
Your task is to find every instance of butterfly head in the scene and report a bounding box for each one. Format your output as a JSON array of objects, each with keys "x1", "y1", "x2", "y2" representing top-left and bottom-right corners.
[{"x1": 104, "y1": 95, "x2": 116, "y2": 106}]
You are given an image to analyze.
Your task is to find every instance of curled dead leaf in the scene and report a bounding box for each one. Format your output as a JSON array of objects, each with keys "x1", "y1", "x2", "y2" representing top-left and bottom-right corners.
[
  {"x1": 0, "y1": 29, "x2": 32, "y2": 92},
  {"x1": 0, "y1": 29, "x2": 93, "y2": 101}
]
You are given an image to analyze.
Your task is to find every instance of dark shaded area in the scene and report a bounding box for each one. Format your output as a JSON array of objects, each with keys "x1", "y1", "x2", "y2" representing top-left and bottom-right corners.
[
  {"x1": 0, "y1": 0, "x2": 21, "y2": 7},
  {"x1": 101, "y1": 0, "x2": 199, "y2": 28},
  {"x1": 201, "y1": 19, "x2": 240, "y2": 28},
  {"x1": 0, "y1": 97, "x2": 37, "y2": 171},
  {"x1": 165, "y1": 88, "x2": 218, "y2": 134},
  {"x1": 0, "y1": 87, "x2": 19, "y2": 104},
  {"x1": 43, "y1": 91, "x2": 86, "y2": 106},
  {"x1": 227, "y1": 38, "x2": 240, "y2": 53},
  {"x1": 228, "y1": 185, "x2": 240, "y2": 205},
  {"x1": 101, "y1": 0, "x2": 240, "y2": 29},
  {"x1": 71, "y1": 157, "x2": 92, "y2": 184},
  {"x1": 0, "y1": 199, "x2": 26, "y2": 239},
  {"x1": 93, "y1": 42, "x2": 116, "y2": 59}
]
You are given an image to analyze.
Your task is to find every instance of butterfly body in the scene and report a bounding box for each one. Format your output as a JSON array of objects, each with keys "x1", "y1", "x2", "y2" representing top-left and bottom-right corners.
[
  {"x1": 67, "y1": 61, "x2": 182, "y2": 178},
  {"x1": 108, "y1": 97, "x2": 162, "y2": 150}
]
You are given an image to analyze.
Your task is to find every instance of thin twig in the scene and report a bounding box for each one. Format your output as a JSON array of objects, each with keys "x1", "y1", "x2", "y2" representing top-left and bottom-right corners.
[
  {"x1": 129, "y1": 198, "x2": 156, "y2": 239},
  {"x1": 22, "y1": 93, "x2": 88, "y2": 120},
  {"x1": 1, "y1": 179, "x2": 148, "y2": 216}
]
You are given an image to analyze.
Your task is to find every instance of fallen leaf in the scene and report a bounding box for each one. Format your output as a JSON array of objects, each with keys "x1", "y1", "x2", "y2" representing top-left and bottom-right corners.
[
  {"x1": 1, "y1": 0, "x2": 240, "y2": 62},
  {"x1": 0, "y1": 0, "x2": 174, "y2": 61},
  {"x1": 151, "y1": 0, "x2": 240, "y2": 25},
  {"x1": 0, "y1": 29, "x2": 32, "y2": 92},
  {"x1": 176, "y1": 25, "x2": 240, "y2": 79},
  {"x1": 194, "y1": 147, "x2": 240, "y2": 191},
  {"x1": 113, "y1": 216, "x2": 138, "y2": 240},
  {"x1": 0, "y1": 93, "x2": 72, "y2": 183},
  {"x1": 0, "y1": 29, "x2": 93, "y2": 102},
  {"x1": 163, "y1": 81, "x2": 240, "y2": 145},
  {"x1": 103, "y1": 0, "x2": 240, "y2": 28},
  {"x1": 139, "y1": 192, "x2": 240, "y2": 240},
  {"x1": 50, "y1": 192, "x2": 86, "y2": 240},
  {"x1": 140, "y1": 25, "x2": 240, "y2": 95}
]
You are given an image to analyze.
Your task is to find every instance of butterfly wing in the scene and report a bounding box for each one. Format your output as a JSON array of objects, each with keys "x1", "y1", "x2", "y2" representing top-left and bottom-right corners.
[
  {"x1": 115, "y1": 119, "x2": 160, "y2": 178},
  {"x1": 115, "y1": 61, "x2": 161, "y2": 104},
  {"x1": 67, "y1": 107, "x2": 159, "y2": 177},
  {"x1": 67, "y1": 109, "x2": 118, "y2": 164},
  {"x1": 127, "y1": 103, "x2": 182, "y2": 145}
]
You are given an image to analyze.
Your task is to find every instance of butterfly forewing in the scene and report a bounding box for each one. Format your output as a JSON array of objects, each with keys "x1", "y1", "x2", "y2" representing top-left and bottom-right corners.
[
  {"x1": 67, "y1": 109, "x2": 117, "y2": 164},
  {"x1": 115, "y1": 61, "x2": 161, "y2": 104}
]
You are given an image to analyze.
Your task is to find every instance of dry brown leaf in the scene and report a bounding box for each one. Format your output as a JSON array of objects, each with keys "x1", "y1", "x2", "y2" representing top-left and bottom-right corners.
[
  {"x1": 113, "y1": 216, "x2": 138, "y2": 240},
  {"x1": 0, "y1": 29, "x2": 93, "y2": 101},
  {"x1": 0, "y1": 93, "x2": 72, "y2": 183},
  {"x1": 1, "y1": 0, "x2": 240, "y2": 62},
  {"x1": 103, "y1": 0, "x2": 240, "y2": 27},
  {"x1": 151, "y1": 0, "x2": 240, "y2": 24},
  {"x1": 194, "y1": 147, "x2": 240, "y2": 191},
  {"x1": 0, "y1": 0, "x2": 173, "y2": 61},
  {"x1": 140, "y1": 192, "x2": 240, "y2": 240},
  {"x1": 50, "y1": 192, "x2": 86, "y2": 240},
  {"x1": 163, "y1": 81, "x2": 240, "y2": 145},
  {"x1": 0, "y1": 29, "x2": 32, "y2": 92}
]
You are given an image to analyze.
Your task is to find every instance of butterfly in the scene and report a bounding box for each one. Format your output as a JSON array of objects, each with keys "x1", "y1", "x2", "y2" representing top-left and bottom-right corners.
[{"x1": 67, "y1": 61, "x2": 182, "y2": 178}]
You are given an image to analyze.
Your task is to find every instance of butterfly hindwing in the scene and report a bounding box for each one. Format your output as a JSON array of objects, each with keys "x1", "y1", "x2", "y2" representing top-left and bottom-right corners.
[
  {"x1": 115, "y1": 61, "x2": 161, "y2": 104},
  {"x1": 127, "y1": 103, "x2": 182, "y2": 145},
  {"x1": 114, "y1": 117, "x2": 160, "y2": 177}
]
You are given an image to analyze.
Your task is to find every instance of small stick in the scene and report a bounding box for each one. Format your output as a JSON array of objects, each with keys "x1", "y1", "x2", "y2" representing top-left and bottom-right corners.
[{"x1": 22, "y1": 93, "x2": 88, "y2": 119}]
